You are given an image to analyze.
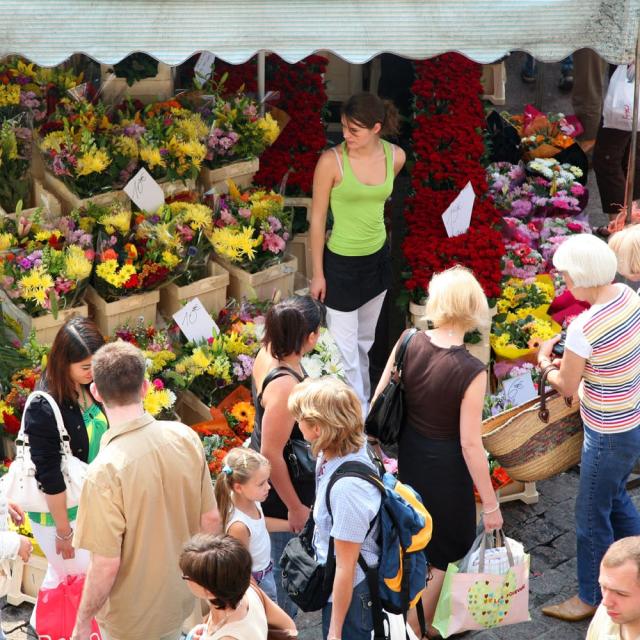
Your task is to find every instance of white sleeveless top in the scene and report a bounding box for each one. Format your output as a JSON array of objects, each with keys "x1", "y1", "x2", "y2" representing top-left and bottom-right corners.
[
  {"x1": 208, "y1": 587, "x2": 267, "y2": 640},
  {"x1": 226, "y1": 502, "x2": 271, "y2": 571}
]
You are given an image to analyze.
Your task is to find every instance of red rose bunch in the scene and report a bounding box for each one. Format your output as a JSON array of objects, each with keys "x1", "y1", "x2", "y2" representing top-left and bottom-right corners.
[{"x1": 403, "y1": 54, "x2": 504, "y2": 302}]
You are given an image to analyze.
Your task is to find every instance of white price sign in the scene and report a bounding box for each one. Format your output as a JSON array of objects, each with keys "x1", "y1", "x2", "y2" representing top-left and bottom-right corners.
[
  {"x1": 442, "y1": 181, "x2": 475, "y2": 238},
  {"x1": 124, "y1": 168, "x2": 165, "y2": 212},
  {"x1": 173, "y1": 297, "x2": 219, "y2": 343},
  {"x1": 194, "y1": 52, "x2": 216, "y2": 82}
]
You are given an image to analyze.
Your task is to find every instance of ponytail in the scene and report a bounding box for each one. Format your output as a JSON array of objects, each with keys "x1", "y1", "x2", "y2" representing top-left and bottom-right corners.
[
  {"x1": 341, "y1": 92, "x2": 400, "y2": 138},
  {"x1": 380, "y1": 99, "x2": 400, "y2": 137}
]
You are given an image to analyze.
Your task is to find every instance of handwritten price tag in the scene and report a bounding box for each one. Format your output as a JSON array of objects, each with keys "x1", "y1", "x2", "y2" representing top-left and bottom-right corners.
[
  {"x1": 502, "y1": 372, "x2": 537, "y2": 408},
  {"x1": 124, "y1": 168, "x2": 165, "y2": 212},
  {"x1": 173, "y1": 297, "x2": 219, "y2": 343},
  {"x1": 441, "y1": 181, "x2": 475, "y2": 238},
  {"x1": 194, "y1": 52, "x2": 216, "y2": 82}
]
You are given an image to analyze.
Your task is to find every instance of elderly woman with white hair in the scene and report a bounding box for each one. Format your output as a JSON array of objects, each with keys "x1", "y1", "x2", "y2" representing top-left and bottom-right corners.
[
  {"x1": 371, "y1": 265, "x2": 503, "y2": 638},
  {"x1": 538, "y1": 234, "x2": 640, "y2": 623}
]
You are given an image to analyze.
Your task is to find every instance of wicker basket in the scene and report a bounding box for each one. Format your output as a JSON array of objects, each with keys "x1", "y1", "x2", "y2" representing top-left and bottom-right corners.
[{"x1": 481, "y1": 369, "x2": 583, "y2": 482}]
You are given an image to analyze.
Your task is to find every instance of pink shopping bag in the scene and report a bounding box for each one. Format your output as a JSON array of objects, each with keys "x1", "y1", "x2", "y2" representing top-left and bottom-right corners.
[
  {"x1": 432, "y1": 533, "x2": 530, "y2": 637},
  {"x1": 36, "y1": 574, "x2": 102, "y2": 640}
]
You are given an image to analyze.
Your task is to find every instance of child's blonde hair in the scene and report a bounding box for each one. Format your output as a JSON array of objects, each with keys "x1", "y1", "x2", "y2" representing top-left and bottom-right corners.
[
  {"x1": 610, "y1": 224, "x2": 640, "y2": 280},
  {"x1": 288, "y1": 377, "x2": 364, "y2": 457},
  {"x1": 214, "y1": 447, "x2": 270, "y2": 531}
]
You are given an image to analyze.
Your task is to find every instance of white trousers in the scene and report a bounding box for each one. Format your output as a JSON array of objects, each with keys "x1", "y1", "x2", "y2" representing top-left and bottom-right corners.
[
  {"x1": 29, "y1": 520, "x2": 90, "y2": 628},
  {"x1": 326, "y1": 290, "x2": 387, "y2": 415}
]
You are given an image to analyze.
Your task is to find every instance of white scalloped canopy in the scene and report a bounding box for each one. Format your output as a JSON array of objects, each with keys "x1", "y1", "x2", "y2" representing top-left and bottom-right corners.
[{"x1": 1, "y1": 0, "x2": 639, "y2": 66}]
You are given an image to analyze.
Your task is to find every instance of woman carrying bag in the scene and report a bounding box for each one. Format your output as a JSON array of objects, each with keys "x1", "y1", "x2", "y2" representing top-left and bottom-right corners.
[{"x1": 22, "y1": 317, "x2": 107, "y2": 622}]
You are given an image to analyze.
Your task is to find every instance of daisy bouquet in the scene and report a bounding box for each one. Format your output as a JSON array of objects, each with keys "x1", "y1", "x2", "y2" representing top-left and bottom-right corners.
[{"x1": 207, "y1": 180, "x2": 291, "y2": 273}]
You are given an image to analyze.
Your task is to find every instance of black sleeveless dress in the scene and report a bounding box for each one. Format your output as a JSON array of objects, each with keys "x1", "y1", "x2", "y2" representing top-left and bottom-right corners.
[{"x1": 250, "y1": 366, "x2": 315, "y2": 519}]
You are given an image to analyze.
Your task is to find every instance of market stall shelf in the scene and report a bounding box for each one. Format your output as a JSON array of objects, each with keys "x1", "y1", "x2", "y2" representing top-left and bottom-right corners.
[
  {"x1": 85, "y1": 286, "x2": 159, "y2": 337},
  {"x1": 159, "y1": 261, "x2": 230, "y2": 318},
  {"x1": 175, "y1": 389, "x2": 212, "y2": 426},
  {"x1": 215, "y1": 253, "x2": 297, "y2": 302},
  {"x1": 199, "y1": 158, "x2": 259, "y2": 193},
  {"x1": 31, "y1": 303, "x2": 89, "y2": 346}
]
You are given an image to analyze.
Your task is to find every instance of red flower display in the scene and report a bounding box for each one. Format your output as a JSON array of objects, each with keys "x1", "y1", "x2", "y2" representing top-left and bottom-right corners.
[
  {"x1": 213, "y1": 55, "x2": 328, "y2": 196},
  {"x1": 403, "y1": 54, "x2": 504, "y2": 302}
]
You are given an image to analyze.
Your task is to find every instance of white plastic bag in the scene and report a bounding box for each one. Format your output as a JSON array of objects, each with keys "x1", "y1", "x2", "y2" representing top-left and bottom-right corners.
[
  {"x1": 383, "y1": 612, "x2": 420, "y2": 640},
  {"x1": 603, "y1": 65, "x2": 638, "y2": 131},
  {"x1": 466, "y1": 537, "x2": 526, "y2": 575}
]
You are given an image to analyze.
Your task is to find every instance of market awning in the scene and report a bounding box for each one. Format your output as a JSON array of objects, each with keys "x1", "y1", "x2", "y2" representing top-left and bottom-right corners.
[{"x1": 1, "y1": 0, "x2": 639, "y2": 67}]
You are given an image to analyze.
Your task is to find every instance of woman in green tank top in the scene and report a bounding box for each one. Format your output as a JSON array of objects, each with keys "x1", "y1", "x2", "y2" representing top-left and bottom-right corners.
[{"x1": 309, "y1": 93, "x2": 406, "y2": 413}]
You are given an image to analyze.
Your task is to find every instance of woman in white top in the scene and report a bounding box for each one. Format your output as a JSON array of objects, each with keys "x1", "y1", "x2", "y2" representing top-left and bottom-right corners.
[
  {"x1": 181, "y1": 534, "x2": 297, "y2": 640},
  {"x1": 214, "y1": 448, "x2": 277, "y2": 602}
]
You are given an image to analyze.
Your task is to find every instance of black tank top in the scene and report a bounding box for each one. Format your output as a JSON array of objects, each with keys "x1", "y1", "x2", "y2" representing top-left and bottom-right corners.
[{"x1": 250, "y1": 366, "x2": 315, "y2": 519}]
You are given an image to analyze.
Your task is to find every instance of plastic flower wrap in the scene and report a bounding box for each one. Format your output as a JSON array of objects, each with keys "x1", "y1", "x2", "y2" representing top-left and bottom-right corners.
[
  {"x1": 0, "y1": 119, "x2": 32, "y2": 213},
  {"x1": 495, "y1": 275, "x2": 555, "y2": 316},
  {"x1": 207, "y1": 180, "x2": 291, "y2": 273}
]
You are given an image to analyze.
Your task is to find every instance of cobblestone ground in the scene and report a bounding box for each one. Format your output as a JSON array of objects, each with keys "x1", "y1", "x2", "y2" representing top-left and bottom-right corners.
[{"x1": 0, "y1": 53, "x2": 615, "y2": 639}]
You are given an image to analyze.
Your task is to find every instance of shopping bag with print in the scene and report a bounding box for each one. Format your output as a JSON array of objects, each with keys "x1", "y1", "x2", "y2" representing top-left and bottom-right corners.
[
  {"x1": 35, "y1": 574, "x2": 102, "y2": 640},
  {"x1": 603, "y1": 65, "x2": 638, "y2": 131},
  {"x1": 432, "y1": 532, "x2": 530, "y2": 638}
]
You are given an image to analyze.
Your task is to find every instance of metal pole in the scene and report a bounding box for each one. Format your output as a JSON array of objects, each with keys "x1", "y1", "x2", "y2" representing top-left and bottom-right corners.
[
  {"x1": 258, "y1": 51, "x2": 266, "y2": 116},
  {"x1": 625, "y1": 25, "x2": 640, "y2": 222}
]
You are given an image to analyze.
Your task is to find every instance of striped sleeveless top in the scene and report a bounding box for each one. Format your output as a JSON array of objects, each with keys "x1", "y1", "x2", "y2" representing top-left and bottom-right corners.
[{"x1": 567, "y1": 284, "x2": 640, "y2": 433}]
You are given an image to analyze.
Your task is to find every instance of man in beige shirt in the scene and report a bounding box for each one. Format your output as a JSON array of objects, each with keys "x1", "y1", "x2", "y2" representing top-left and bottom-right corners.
[
  {"x1": 586, "y1": 536, "x2": 640, "y2": 640},
  {"x1": 71, "y1": 341, "x2": 219, "y2": 640}
]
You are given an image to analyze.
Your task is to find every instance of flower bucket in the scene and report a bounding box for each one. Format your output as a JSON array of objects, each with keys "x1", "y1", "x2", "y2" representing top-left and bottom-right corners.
[
  {"x1": 31, "y1": 304, "x2": 89, "y2": 346},
  {"x1": 159, "y1": 261, "x2": 229, "y2": 319},
  {"x1": 85, "y1": 286, "x2": 159, "y2": 337},
  {"x1": 199, "y1": 158, "x2": 259, "y2": 193},
  {"x1": 99, "y1": 63, "x2": 174, "y2": 105},
  {"x1": 214, "y1": 254, "x2": 297, "y2": 302},
  {"x1": 174, "y1": 389, "x2": 213, "y2": 427},
  {"x1": 41, "y1": 171, "x2": 129, "y2": 215}
]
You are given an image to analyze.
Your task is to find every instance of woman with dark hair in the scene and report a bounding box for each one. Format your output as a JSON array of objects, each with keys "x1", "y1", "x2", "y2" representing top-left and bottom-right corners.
[
  {"x1": 250, "y1": 294, "x2": 325, "y2": 617},
  {"x1": 181, "y1": 534, "x2": 297, "y2": 639},
  {"x1": 309, "y1": 92, "x2": 406, "y2": 413},
  {"x1": 23, "y1": 316, "x2": 106, "y2": 611}
]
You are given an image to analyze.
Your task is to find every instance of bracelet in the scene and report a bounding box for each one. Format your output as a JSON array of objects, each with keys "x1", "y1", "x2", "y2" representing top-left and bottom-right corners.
[
  {"x1": 55, "y1": 529, "x2": 74, "y2": 542},
  {"x1": 481, "y1": 503, "x2": 500, "y2": 515}
]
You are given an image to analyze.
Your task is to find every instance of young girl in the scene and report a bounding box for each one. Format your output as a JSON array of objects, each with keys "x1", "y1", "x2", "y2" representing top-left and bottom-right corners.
[
  {"x1": 214, "y1": 448, "x2": 277, "y2": 602},
  {"x1": 181, "y1": 534, "x2": 297, "y2": 640}
]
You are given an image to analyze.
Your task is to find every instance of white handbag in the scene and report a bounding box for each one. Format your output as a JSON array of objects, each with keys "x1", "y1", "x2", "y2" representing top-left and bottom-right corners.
[{"x1": 0, "y1": 391, "x2": 89, "y2": 512}]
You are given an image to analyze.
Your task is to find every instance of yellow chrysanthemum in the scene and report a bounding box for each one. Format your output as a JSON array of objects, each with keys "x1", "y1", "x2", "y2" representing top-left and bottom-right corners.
[
  {"x1": 19, "y1": 266, "x2": 54, "y2": 306},
  {"x1": 257, "y1": 113, "x2": 280, "y2": 145},
  {"x1": 169, "y1": 202, "x2": 212, "y2": 230},
  {"x1": 40, "y1": 131, "x2": 68, "y2": 152},
  {"x1": 113, "y1": 135, "x2": 139, "y2": 159},
  {"x1": 143, "y1": 387, "x2": 176, "y2": 417},
  {"x1": 144, "y1": 350, "x2": 176, "y2": 375},
  {"x1": 0, "y1": 232, "x2": 16, "y2": 251},
  {"x1": 98, "y1": 207, "x2": 132, "y2": 235},
  {"x1": 175, "y1": 114, "x2": 208, "y2": 140},
  {"x1": 96, "y1": 261, "x2": 137, "y2": 288},
  {"x1": 140, "y1": 145, "x2": 165, "y2": 169},
  {"x1": 161, "y1": 251, "x2": 180, "y2": 269},
  {"x1": 64, "y1": 245, "x2": 93, "y2": 280},
  {"x1": 208, "y1": 226, "x2": 262, "y2": 263},
  {"x1": 0, "y1": 85, "x2": 20, "y2": 108},
  {"x1": 76, "y1": 149, "x2": 111, "y2": 177}
]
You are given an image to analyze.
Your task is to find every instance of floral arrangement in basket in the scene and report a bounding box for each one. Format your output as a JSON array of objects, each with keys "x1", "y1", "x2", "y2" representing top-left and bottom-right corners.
[
  {"x1": 207, "y1": 180, "x2": 291, "y2": 273},
  {"x1": 0, "y1": 119, "x2": 32, "y2": 213},
  {"x1": 113, "y1": 320, "x2": 180, "y2": 418},
  {"x1": 0, "y1": 218, "x2": 94, "y2": 317},
  {"x1": 503, "y1": 105, "x2": 582, "y2": 159},
  {"x1": 134, "y1": 200, "x2": 214, "y2": 285},
  {"x1": 91, "y1": 203, "x2": 181, "y2": 301}
]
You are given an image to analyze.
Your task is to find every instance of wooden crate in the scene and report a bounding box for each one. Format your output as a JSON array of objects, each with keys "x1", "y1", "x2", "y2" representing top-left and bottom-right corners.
[
  {"x1": 41, "y1": 171, "x2": 129, "y2": 215},
  {"x1": 214, "y1": 254, "x2": 297, "y2": 302},
  {"x1": 7, "y1": 554, "x2": 47, "y2": 606},
  {"x1": 199, "y1": 158, "x2": 259, "y2": 193},
  {"x1": 31, "y1": 303, "x2": 89, "y2": 346},
  {"x1": 100, "y1": 63, "x2": 174, "y2": 105},
  {"x1": 175, "y1": 389, "x2": 212, "y2": 426},
  {"x1": 159, "y1": 178, "x2": 197, "y2": 200},
  {"x1": 284, "y1": 197, "x2": 313, "y2": 279},
  {"x1": 159, "y1": 261, "x2": 229, "y2": 319},
  {"x1": 85, "y1": 286, "x2": 159, "y2": 336}
]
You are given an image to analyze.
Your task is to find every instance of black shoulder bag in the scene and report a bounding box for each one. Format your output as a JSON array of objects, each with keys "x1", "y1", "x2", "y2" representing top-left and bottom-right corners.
[{"x1": 365, "y1": 329, "x2": 417, "y2": 446}]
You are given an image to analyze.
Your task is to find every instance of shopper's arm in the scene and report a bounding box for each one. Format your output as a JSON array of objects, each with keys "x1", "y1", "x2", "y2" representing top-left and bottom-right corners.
[
  {"x1": 71, "y1": 553, "x2": 121, "y2": 640},
  {"x1": 538, "y1": 339, "x2": 586, "y2": 397},
  {"x1": 328, "y1": 539, "x2": 361, "y2": 640},
  {"x1": 460, "y1": 371, "x2": 503, "y2": 532}
]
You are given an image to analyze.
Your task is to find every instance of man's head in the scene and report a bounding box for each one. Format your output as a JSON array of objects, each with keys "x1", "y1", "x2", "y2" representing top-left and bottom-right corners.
[
  {"x1": 600, "y1": 536, "x2": 640, "y2": 626},
  {"x1": 91, "y1": 341, "x2": 147, "y2": 408}
]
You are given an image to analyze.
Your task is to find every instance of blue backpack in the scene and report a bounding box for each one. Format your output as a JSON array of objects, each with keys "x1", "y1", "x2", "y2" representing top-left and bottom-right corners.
[{"x1": 326, "y1": 461, "x2": 433, "y2": 639}]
